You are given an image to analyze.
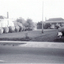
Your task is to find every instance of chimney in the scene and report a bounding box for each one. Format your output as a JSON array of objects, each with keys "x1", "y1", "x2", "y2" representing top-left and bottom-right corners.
[
  {"x1": 7, "y1": 12, "x2": 9, "y2": 18},
  {"x1": 7, "y1": 12, "x2": 9, "y2": 27}
]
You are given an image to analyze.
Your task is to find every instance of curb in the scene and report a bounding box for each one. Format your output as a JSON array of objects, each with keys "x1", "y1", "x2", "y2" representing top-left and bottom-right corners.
[
  {"x1": 0, "y1": 41, "x2": 26, "y2": 43},
  {"x1": 0, "y1": 41, "x2": 64, "y2": 49},
  {"x1": 19, "y1": 41, "x2": 64, "y2": 49}
]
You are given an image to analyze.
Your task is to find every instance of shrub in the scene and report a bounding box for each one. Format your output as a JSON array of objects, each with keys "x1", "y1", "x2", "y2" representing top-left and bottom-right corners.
[
  {"x1": 3, "y1": 27, "x2": 9, "y2": 33},
  {"x1": 9, "y1": 26, "x2": 15, "y2": 33},
  {"x1": 0, "y1": 28, "x2": 3, "y2": 34},
  {"x1": 43, "y1": 23, "x2": 51, "y2": 29},
  {"x1": 15, "y1": 26, "x2": 20, "y2": 32}
]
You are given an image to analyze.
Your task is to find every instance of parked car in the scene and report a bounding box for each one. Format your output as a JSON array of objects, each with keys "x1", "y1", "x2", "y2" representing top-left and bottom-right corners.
[{"x1": 58, "y1": 27, "x2": 64, "y2": 38}]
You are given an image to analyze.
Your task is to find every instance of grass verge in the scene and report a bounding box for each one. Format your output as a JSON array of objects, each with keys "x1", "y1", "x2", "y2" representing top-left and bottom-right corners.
[{"x1": 0, "y1": 29, "x2": 63, "y2": 42}]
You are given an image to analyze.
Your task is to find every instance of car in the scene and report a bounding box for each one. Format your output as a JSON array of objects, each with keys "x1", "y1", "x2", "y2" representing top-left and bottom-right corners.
[{"x1": 58, "y1": 27, "x2": 64, "y2": 38}]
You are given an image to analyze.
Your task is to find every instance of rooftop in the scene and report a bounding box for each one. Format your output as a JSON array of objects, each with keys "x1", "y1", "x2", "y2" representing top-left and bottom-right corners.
[
  {"x1": 47, "y1": 18, "x2": 64, "y2": 21},
  {"x1": 0, "y1": 16, "x2": 6, "y2": 19}
]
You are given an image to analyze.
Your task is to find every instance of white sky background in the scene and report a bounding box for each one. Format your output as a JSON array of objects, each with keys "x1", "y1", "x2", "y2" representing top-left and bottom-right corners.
[{"x1": 0, "y1": 0, "x2": 64, "y2": 22}]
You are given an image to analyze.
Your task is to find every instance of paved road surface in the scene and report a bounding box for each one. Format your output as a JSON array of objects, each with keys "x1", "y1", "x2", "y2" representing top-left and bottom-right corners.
[{"x1": 0, "y1": 46, "x2": 64, "y2": 63}]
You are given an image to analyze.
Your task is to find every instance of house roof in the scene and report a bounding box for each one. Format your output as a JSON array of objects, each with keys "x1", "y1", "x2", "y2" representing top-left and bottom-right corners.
[
  {"x1": 0, "y1": 16, "x2": 7, "y2": 19},
  {"x1": 47, "y1": 18, "x2": 64, "y2": 21}
]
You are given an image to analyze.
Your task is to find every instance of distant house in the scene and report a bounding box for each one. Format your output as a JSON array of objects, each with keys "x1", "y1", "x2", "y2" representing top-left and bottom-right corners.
[
  {"x1": 46, "y1": 18, "x2": 64, "y2": 21},
  {"x1": 45, "y1": 18, "x2": 64, "y2": 29},
  {"x1": 0, "y1": 16, "x2": 14, "y2": 28}
]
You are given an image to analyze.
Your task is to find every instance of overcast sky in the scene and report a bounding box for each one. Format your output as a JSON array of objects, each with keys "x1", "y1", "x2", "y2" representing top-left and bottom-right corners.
[{"x1": 0, "y1": 0, "x2": 64, "y2": 22}]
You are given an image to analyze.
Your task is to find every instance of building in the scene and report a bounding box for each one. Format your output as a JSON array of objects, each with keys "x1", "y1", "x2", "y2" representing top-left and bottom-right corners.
[
  {"x1": 0, "y1": 18, "x2": 14, "y2": 28},
  {"x1": 0, "y1": 12, "x2": 14, "y2": 28},
  {"x1": 44, "y1": 18, "x2": 64, "y2": 29}
]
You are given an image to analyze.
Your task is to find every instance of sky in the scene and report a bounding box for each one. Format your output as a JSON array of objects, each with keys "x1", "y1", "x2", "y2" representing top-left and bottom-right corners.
[{"x1": 0, "y1": 0, "x2": 64, "y2": 22}]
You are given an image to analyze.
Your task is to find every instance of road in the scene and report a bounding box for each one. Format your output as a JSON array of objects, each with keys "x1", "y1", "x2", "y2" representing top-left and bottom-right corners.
[{"x1": 0, "y1": 45, "x2": 64, "y2": 63}]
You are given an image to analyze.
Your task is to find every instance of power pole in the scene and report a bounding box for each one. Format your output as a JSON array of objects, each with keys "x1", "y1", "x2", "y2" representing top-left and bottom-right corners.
[{"x1": 42, "y1": 2, "x2": 44, "y2": 33}]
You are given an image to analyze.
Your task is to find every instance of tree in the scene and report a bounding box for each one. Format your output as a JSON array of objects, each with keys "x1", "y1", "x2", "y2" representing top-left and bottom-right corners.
[
  {"x1": 37, "y1": 21, "x2": 42, "y2": 29},
  {"x1": 25, "y1": 19, "x2": 34, "y2": 30},
  {"x1": 43, "y1": 23, "x2": 51, "y2": 29},
  {"x1": 15, "y1": 17, "x2": 26, "y2": 31},
  {"x1": 0, "y1": 16, "x2": 4, "y2": 19},
  {"x1": 37, "y1": 21, "x2": 51, "y2": 29},
  {"x1": 16, "y1": 17, "x2": 26, "y2": 26}
]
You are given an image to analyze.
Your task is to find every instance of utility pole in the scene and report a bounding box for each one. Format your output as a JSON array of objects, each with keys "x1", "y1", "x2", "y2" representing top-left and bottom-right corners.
[{"x1": 42, "y1": 2, "x2": 44, "y2": 33}]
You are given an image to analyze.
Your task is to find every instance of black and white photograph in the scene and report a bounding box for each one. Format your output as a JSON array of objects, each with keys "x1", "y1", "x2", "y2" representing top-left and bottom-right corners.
[{"x1": 0, "y1": 0, "x2": 64, "y2": 64}]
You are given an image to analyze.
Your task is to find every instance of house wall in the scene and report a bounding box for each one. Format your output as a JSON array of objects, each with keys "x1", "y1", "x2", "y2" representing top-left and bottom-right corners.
[
  {"x1": 0, "y1": 19, "x2": 14, "y2": 28},
  {"x1": 44, "y1": 21, "x2": 64, "y2": 28}
]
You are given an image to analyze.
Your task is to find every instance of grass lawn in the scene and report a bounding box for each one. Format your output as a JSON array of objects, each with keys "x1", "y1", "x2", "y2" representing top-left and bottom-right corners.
[
  {"x1": 31, "y1": 29, "x2": 58, "y2": 42},
  {"x1": 0, "y1": 30, "x2": 42, "y2": 38},
  {"x1": 0, "y1": 29, "x2": 59, "y2": 42}
]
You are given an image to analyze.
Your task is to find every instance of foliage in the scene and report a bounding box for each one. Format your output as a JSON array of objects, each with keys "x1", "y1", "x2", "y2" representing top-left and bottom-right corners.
[
  {"x1": 15, "y1": 25, "x2": 20, "y2": 32},
  {"x1": 16, "y1": 17, "x2": 26, "y2": 26},
  {"x1": 0, "y1": 28, "x2": 3, "y2": 34},
  {"x1": 9, "y1": 26, "x2": 15, "y2": 32},
  {"x1": 0, "y1": 16, "x2": 5, "y2": 19},
  {"x1": 43, "y1": 23, "x2": 51, "y2": 29},
  {"x1": 37, "y1": 21, "x2": 42, "y2": 29},
  {"x1": 25, "y1": 19, "x2": 34, "y2": 30},
  {"x1": 37, "y1": 21, "x2": 51, "y2": 29}
]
